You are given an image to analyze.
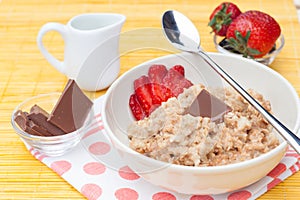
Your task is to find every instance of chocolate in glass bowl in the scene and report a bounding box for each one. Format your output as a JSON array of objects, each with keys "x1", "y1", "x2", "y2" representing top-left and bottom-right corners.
[{"x1": 12, "y1": 79, "x2": 94, "y2": 156}]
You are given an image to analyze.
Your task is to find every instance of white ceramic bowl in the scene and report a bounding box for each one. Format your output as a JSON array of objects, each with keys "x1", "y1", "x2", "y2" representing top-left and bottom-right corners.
[{"x1": 102, "y1": 52, "x2": 300, "y2": 195}]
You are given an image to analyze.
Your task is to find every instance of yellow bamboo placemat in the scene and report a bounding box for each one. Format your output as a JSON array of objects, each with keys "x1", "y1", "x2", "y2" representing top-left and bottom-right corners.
[{"x1": 0, "y1": 0, "x2": 300, "y2": 199}]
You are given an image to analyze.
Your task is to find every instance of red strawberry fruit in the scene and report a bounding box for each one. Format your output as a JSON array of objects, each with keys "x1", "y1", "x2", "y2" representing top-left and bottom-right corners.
[
  {"x1": 226, "y1": 10, "x2": 281, "y2": 58},
  {"x1": 134, "y1": 76, "x2": 153, "y2": 116},
  {"x1": 148, "y1": 64, "x2": 168, "y2": 83},
  {"x1": 134, "y1": 75, "x2": 149, "y2": 90},
  {"x1": 129, "y1": 65, "x2": 193, "y2": 120},
  {"x1": 150, "y1": 83, "x2": 174, "y2": 103},
  {"x1": 162, "y1": 67, "x2": 192, "y2": 97},
  {"x1": 208, "y1": 2, "x2": 242, "y2": 36},
  {"x1": 171, "y1": 65, "x2": 185, "y2": 76},
  {"x1": 129, "y1": 94, "x2": 146, "y2": 120},
  {"x1": 149, "y1": 83, "x2": 164, "y2": 105},
  {"x1": 162, "y1": 68, "x2": 183, "y2": 95}
]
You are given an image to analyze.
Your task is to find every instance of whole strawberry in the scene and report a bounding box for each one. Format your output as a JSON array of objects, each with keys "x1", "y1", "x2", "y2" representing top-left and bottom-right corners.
[
  {"x1": 208, "y1": 2, "x2": 242, "y2": 36},
  {"x1": 226, "y1": 10, "x2": 281, "y2": 58}
]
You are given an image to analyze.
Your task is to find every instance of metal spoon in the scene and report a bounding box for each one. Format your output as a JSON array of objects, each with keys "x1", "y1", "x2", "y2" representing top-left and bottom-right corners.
[{"x1": 162, "y1": 10, "x2": 300, "y2": 154}]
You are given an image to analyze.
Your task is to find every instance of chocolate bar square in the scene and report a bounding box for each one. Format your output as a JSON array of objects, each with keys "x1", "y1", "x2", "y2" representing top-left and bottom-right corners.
[{"x1": 48, "y1": 80, "x2": 93, "y2": 133}]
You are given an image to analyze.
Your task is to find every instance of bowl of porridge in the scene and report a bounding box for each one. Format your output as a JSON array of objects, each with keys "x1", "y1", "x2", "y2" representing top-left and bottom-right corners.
[{"x1": 102, "y1": 52, "x2": 300, "y2": 195}]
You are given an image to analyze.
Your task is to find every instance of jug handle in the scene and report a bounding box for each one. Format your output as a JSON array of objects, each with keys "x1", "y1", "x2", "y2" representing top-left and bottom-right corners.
[{"x1": 37, "y1": 22, "x2": 66, "y2": 74}]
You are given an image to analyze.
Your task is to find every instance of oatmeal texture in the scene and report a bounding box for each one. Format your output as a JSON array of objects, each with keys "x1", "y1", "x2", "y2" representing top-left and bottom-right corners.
[{"x1": 127, "y1": 84, "x2": 279, "y2": 166}]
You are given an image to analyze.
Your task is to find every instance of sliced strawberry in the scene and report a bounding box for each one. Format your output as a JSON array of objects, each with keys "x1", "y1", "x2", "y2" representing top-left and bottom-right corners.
[
  {"x1": 129, "y1": 94, "x2": 146, "y2": 120},
  {"x1": 135, "y1": 83, "x2": 153, "y2": 116},
  {"x1": 171, "y1": 65, "x2": 185, "y2": 76},
  {"x1": 148, "y1": 82, "x2": 173, "y2": 102},
  {"x1": 162, "y1": 68, "x2": 184, "y2": 95},
  {"x1": 134, "y1": 75, "x2": 149, "y2": 90},
  {"x1": 148, "y1": 64, "x2": 168, "y2": 84},
  {"x1": 162, "y1": 67, "x2": 193, "y2": 97},
  {"x1": 149, "y1": 83, "x2": 164, "y2": 105},
  {"x1": 172, "y1": 78, "x2": 193, "y2": 97},
  {"x1": 160, "y1": 84, "x2": 174, "y2": 101},
  {"x1": 180, "y1": 78, "x2": 193, "y2": 89},
  {"x1": 129, "y1": 64, "x2": 193, "y2": 121}
]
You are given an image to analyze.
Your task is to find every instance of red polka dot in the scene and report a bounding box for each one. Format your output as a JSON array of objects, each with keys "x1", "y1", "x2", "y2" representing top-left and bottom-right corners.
[
  {"x1": 83, "y1": 162, "x2": 106, "y2": 175},
  {"x1": 118, "y1": 166, "x2": 140, "y2": 180},
  {"x1": 190, "y1": 195, "x2": 214, "y2": 200},
  {"x1": 295, "y1": 161, "x2": 300, "y2": 168},
  {"x1": 115, "y1": 188, "x2": 139, "y2": 200},
  {"x1": 89, "y1": 141, "x2": 111, "y2": 155},
  {"x1": 81, "y1": 183, "x2": 102, "y2": 200},
  {"x1": 228, "y1": 190, "x2": 252, "y2": 200},
  {"x1": 152, "y1": 192, "x2": 176, "y2": 200},
  {"x1": 267, "y1": 178, "x2": 282, "y2": 190},
  {"x1": 290, "y1": 165, "x2": 297, "y2": 174},
  {"x1": 267, "y1": 163, "x2": 286, "y2": 178},
  {"x1": 50, "y1": 160, "x2": 72, "y2": 176}
]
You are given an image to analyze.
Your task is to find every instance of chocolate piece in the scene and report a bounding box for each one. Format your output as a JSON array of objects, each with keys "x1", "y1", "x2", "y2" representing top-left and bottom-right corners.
[
  {"x1": 27, "y1": 120, "x2": 53, "y2": 136},
  {"x1": 14, "y1": 110, "x2": 46, "y2": 136},
  {"x1": 30, "y1": 104, "x2": 49, "y2": 117},
  {"x1": 48, "y1": 79, "x2": 93, "y2": 133},
  {"x1": 186, "y1": 89, "x2": 232, "y2": 123},
  {"x1": 14, "y1": 80, "x2": 93, "y2": 137},
  {"x1": 27, "y1": 111, "x2": 65, "y2": 136},
  {"x1": 14, "y1": 110, "x2": 29, "y2": 131},
  {"x1": 28, "y1": 104, "x2": 65, "y2": 136},
  {"x1": 14, "y1": 105, "x2": 66, "y2": 136}
]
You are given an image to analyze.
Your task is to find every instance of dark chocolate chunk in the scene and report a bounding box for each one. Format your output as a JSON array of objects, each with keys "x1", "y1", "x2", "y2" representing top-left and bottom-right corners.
[
  {"x1": 48, "y1": 79, "x2": 93, "y2": 133},
  {"x1": 28, "y1": 104, "x2": 65, "y2": 136},
  {"x1": 27, "y1": 112, "x2": 65, "y2": 136},
  {"x1": 14, "y1": 79, "x2": 93, "y2": 137},
  {"x1": 14, "y1": 110, "x2": 29, "y2": 131},
  {"x1": 27, "y1": 120, "x2": 53, "y2": 136},
  {"x1": 186, "y1": 89, "x2": 232, "y2": 123},
  {"x1": 14, "y1": 110, "x2": 47, "y2": 136},
  {"x1": 30, "y1": 104, "x2": 49, "y2": 117}
]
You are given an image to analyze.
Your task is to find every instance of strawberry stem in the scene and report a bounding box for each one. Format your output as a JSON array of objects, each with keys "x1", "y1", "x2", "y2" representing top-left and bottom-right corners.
[
  {"x1": 226, "y1": 30, "x2": 261, "y2": 58},
  {"x1": 208, "y1": 3, "x2": 232, "y2": 32}
]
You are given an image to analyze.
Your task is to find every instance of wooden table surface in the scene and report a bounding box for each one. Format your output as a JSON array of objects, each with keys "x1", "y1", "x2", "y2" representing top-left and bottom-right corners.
[{"x1": 1, "y1": 0, "x2": 300, "y2": 199}]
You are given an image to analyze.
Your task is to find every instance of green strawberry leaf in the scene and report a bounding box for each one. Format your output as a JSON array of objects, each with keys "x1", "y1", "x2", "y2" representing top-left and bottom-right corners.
[
  {"x1": 226, "y1": 30, "x2": 261, "y2": 58},
  {"x1": 208, "y1": 3, "x2": 232, "y2": 32}
]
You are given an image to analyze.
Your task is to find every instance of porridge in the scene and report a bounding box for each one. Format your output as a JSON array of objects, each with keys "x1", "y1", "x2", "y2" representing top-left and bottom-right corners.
[{"x1": 127, "y1": 84, "x2": 279, "y2": 166}]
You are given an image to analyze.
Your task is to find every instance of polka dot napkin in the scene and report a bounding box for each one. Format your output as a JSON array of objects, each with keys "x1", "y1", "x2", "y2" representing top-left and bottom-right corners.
[{"x1": 23, "y1": 95, "x2": 300, "y2": 200}]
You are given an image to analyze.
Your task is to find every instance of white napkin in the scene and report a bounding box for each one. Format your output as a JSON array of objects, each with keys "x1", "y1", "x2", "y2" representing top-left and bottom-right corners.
[{"x1": 23, "y1": 95, "x2": 300, "y2": 200}]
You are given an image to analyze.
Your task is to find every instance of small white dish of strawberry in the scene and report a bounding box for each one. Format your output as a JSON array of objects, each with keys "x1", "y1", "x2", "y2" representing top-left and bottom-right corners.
[{"x1": 209, "y1": 2, "x2": 284, "y2": 65}]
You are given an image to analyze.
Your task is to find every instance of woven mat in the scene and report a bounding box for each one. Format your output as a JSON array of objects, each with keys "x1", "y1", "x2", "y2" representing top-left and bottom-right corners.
[{"x1": 1, "y1": 0, "x2": 300, "y2": 199}]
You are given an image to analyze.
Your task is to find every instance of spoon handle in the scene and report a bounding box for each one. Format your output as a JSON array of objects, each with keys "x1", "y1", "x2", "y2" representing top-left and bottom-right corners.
[{"x1": 197, "y1": 50, "x2": 300, "y2": 154}]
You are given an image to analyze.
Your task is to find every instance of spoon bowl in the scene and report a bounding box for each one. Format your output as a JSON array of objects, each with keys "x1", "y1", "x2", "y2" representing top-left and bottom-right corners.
[
  {"x1": 162, "y1": 10, "x2": 300, "y2": 153},
  {"x1": 163, "y1": 10, "x2": 200, "y2": 52}
]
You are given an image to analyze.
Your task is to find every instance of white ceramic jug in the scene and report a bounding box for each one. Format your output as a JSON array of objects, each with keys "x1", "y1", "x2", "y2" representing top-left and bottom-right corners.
[{"x1": 37, "y1": 13, "x2": 126, "y2": 91}]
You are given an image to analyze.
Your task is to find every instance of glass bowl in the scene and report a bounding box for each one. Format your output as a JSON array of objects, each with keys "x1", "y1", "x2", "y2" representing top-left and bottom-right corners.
[
  {"x1": 213, "y1": 34, "x2": 285, "y2": 65},
  {"x1": 11, "y1": 93, "x2": 93, "y2": 157}
]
